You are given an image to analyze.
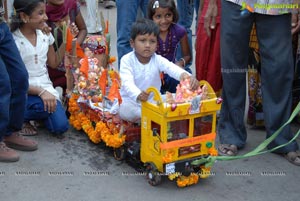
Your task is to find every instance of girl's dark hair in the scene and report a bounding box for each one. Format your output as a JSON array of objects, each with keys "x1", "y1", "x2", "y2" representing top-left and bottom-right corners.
[
  {"x1": 10, "y1": 0, "x2": 44, "y2": 32},
  {"x1": 147, "y1": 0, "x2": 179, "y2": 23},
  {"x1": 130, "y1": 18, "x2": 160, "y2": 40}
]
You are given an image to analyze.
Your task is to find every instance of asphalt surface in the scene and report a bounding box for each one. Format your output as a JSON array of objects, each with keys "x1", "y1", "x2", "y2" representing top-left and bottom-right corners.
[{"x1": 1, "y1": 3, "x2": 300, "y2": 201}]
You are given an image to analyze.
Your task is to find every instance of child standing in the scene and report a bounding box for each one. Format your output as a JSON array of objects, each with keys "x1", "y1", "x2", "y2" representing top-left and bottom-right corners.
[
  {"x1": 11, "y1": 0, "x2": 69, "y2": 137},
  {"x1": 147, "y1": 0, "x2": 191, "y2": 94},
  {"x1": 119, "y1": 18, "x2": 199, "y2": 123}
]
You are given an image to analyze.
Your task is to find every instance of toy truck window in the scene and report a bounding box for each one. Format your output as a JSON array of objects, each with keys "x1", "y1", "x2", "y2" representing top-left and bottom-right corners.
[
  {"x1": 167, "y1": 120, "x2": 189, "y2": 142},
  {"x1": 193, "y1": 115, "x2": 213, "y2": 136},
  {"x1": 151, "y1": 121, "x2": 161, "y2": 137}
]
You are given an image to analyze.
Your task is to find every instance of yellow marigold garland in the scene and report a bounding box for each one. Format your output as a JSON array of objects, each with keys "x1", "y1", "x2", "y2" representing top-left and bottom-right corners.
[
  {"x1": 176, "y1": 173, "x2": 199, "y2": 188},
  {"x1": 68, "y1": 94, "x2": 102, "y2": 143},
  {"x1": 68, "y1": 93, "x2": 125, "y2": 147}
]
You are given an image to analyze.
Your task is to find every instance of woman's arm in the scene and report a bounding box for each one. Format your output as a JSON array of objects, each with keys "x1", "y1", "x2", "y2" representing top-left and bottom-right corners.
[
  {"x1": 47, "y1": 43, "x2": 66, "y2": 68},
  {"x1": 74, "y1": 12, "x2": 87, "y2": 45}
]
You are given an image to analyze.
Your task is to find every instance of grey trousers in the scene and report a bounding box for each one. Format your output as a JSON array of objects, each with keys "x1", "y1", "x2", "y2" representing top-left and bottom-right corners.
[{"x1": 217, "y1": 0, "x2": 299, "y2": 153}]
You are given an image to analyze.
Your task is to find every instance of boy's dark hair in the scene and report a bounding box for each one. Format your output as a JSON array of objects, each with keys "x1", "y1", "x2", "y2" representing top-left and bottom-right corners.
[
  {"x1": 10, "y1": 0, "x2": 44, "y2": 32},
  {"x1": 147, "y1": 0, "x2": 179, "y2": 23},
  {"x1": 130, "y1": 18, "x2": 160, "y2": 40}
]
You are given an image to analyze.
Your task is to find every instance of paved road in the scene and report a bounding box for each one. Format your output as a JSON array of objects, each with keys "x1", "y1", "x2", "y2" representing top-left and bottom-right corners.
[{"x1": 1, "y1": 3, "x2": 299, "y2": 201}]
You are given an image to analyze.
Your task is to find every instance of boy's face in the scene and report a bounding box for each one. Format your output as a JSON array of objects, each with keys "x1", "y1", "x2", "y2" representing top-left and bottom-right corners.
[{"x1": 130, "y1": 33, "x2": 158, "y2": 64}]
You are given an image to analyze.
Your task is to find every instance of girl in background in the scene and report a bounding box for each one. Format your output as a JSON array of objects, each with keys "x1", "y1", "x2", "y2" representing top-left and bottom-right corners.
[
  {"x1": 147, "y1": 0, "x2": 191, "y2": 94},
  {"x1": 11, "y1": 0, "x2": 69, "y2": 137}
]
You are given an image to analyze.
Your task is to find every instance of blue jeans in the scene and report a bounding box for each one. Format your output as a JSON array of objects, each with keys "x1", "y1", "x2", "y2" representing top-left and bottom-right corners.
[
  {"x1": 0, "y1": 22, "x2": 29, "y2": 141},
  {"x1": 176, "y1": 0, "x2": 199, "y2": 70},
  {"x1": 116, "y1": 0, "x2": 149, "y2": 68},
  {"x1": 24, "y1": 96, "x2": 69, "y2": 135},
  {"x1": 218, "y1": 0, "x2": 298, "y2": 153}
]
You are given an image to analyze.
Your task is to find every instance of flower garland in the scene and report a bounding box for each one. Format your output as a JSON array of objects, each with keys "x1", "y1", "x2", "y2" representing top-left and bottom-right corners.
[
  {"x1": 68, "y1": 93, "x2": 125, "y2": 147},
  {"x1": 168, "y1": 166, "x2": 212, "y2": 187},
  {"x1": 176, "y1": 173, "x2": 199, "y2": 187}
]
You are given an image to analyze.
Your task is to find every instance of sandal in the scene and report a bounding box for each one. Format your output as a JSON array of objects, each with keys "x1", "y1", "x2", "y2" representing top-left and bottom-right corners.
[
  {"x1": 18, "y1": 122, "x2": 38, "y2": 136},
  {"x1": 218, "y1": 144, "x2": 238, "y2": 156},
  {"x1": 283, "y1": 150, "x2": 300, "y2": 166}
]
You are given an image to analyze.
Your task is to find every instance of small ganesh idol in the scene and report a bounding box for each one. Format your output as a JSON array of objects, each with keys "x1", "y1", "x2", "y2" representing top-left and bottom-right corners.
[
  {"x1": 82, "y1": 35, "x2": 109, "y2": 69},
  {"x1": 75, "y1": 47, "x2": 104, "y2": 101}
]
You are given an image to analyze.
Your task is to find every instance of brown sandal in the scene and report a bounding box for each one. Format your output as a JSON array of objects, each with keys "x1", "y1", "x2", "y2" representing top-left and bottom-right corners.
[
  {"x1": 18, "y1": 122, "x2": 38, "y2": 136},
  {"x1": 218, "y1": 144, "x2": 238, "y2": 156},
  {"x1": 284, "y1": 150, "x2": 300, "y2": 166}
]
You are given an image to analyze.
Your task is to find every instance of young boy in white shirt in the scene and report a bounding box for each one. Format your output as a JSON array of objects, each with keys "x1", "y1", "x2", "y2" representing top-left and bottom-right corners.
[{"x1": 119, "y1": 18, "x2": 199, "y2": 122}]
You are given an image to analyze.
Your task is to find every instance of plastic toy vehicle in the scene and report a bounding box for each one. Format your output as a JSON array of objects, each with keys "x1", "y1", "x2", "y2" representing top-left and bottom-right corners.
[{"x1": 113, "y1": 81, "x2": 221, "y2": 187}]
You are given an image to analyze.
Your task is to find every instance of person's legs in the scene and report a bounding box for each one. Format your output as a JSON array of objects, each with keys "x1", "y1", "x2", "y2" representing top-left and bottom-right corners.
[
  {"x1": 119, "y1": 99, "x2": 141, "y2": 123},
  {"x1": 176, "y1": 0, "x2": 194, "y2": 69},
  {"x1": 255, "y1": 14, "x2": 299, "y2": 154},
  {"x1": 218, "y1": 0, "x2": 254, "y2": 149},
  {"x1": 24, "y1": 95, "x2": 50, "y2": 121},
  {"x1": 0, "y1": 23, "x2": 29, "y2": 136},
  {"x1": 24, "y1": 96, "x2": 69, "y2": 135},
  {"x1": 44, "y1": 100, "x2": 69, "y2": 135},
  {"x1": 0, "y1": 23, "x2": 37, "y2": 161},
  {"x1": 139, "y1": 0, "x2": 149, "y2": 17},
  {"x1": 116, "y1": 0, "x2": 139, "y2": 68},
  {"x1": 194, "y1": 0, "x2": 200, "y2": 29},
  {"x1": 0, "y1": 57, "x2": 11, "y2": 142}
]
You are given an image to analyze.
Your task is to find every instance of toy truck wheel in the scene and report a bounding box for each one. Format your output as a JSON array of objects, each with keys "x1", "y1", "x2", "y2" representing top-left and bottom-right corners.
[
  {"x1": 113, "y1": 146, "x2": 125, "y2": 161},
  {"x1": 146, "y1": 163, "x2": 162, "y2": 186}
]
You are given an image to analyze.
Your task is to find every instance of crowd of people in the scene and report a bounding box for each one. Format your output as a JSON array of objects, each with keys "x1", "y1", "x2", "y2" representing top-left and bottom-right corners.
[{"x1": 0, "y1": 0, "x2": 299, "y2": 167}]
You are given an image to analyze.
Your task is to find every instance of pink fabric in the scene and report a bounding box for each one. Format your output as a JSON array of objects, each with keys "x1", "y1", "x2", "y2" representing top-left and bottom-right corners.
[
  {"x1": 195, "y1": 0, "x2": 222, "y2": 93},
  {"x1": 46, "y1": 0, "x2": 76, "y2": 22}
]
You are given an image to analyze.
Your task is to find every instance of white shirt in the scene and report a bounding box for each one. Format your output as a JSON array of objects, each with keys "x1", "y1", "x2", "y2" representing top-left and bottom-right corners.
[
  {"x1": 13, "y1": 29, "x2": 59, "y2": 100},
  {"x1": 120, "y1": 51, "x2": 188, "y2": 103}
]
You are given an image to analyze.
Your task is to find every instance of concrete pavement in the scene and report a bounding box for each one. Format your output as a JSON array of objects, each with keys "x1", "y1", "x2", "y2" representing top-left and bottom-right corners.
[{"x1": 1, "y1": 3, "x2": 299, "y2": 201}]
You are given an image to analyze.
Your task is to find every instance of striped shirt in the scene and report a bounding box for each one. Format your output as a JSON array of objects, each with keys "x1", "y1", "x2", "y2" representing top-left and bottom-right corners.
[{"x1": 226, "y1": 0, "x2": 297, "y2": 15}]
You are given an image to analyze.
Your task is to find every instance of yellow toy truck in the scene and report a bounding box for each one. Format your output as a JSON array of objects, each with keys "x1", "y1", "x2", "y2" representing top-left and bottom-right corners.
[{"x1": 114, "y1": 81, "x2": 222, "y2": 187}]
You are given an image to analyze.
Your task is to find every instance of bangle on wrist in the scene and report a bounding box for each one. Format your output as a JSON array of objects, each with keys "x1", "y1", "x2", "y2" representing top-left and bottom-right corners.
[
  {"x1": 38, "y1": 89, "x2": 46, "y2": 97},
  {"x1": 180, "y1": 58, "x2": 186, "y2": 67}
]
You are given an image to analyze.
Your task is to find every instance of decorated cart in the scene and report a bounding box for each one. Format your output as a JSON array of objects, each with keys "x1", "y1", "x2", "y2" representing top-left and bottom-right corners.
[{"x1": 67, "y1": 20, "x2": 222, "y2": 188}]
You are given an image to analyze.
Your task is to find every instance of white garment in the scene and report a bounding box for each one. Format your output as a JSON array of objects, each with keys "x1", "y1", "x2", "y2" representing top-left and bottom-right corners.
[
  {"x1": 4, "y1": 0, "x2": 14, "y2": 22},
  {"x1": 85, "y1": 0, "x2": 102, "y2": 34},
  {"x1": 119, "y1": 51, "x2": 188, "y2": 122},
  {"x1": 13, "y1": 29, "x2": 59, "y2": 100}
]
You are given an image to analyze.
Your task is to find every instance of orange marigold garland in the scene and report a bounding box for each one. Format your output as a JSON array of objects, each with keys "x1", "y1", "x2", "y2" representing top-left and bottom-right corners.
[
  {"x1": 68, "y1": 94, "x2": 82, "y2": 130},
  {"x1": 68, "y1": 93, "x2": 102, "y2": 143},
  {"x1": 176, "y1": 173, "x2": 199, "y2": 188}
]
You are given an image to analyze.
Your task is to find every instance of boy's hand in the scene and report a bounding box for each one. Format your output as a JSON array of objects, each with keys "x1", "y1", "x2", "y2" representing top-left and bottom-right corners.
[
  {"x1": 180, "y1": 73, "x2": 200, "y2": 91},
  {"x1": 189, "y1": 76, "x2": 200, "y2": 90},
  {"x1": 137, "y1": 91, "x2": 150, "y2": 102}
]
